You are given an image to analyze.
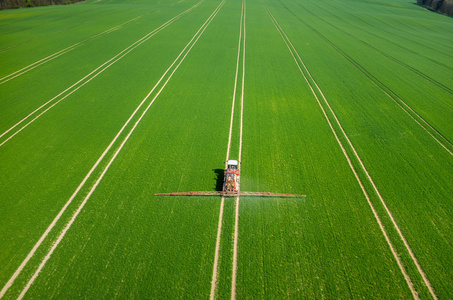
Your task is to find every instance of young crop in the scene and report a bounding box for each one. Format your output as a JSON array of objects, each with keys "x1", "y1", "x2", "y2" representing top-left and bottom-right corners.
[{"x1": 0, "y1": 0, "x2": 451, "y2": 298}]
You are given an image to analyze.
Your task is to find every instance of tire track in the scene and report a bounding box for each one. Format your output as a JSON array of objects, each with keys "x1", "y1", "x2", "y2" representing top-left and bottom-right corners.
[
  {"x1": 0, "y1": 1, "x2": 204, "y2": 147},
  {"x1": 231, "y1": 0, "x2": 245, "y2": 298},
  {"x1": 278, "y1": 0, "x2": 452, "y2": 155},
  {"x1": 263, "y1": 1, "x2": 437, "y2": 299},
  {"x1": 330, "y1": 0, "x2": 453, "y2": 61},
  {"x1": 0, "y1": 15, "x2": 143, "y2": 85},
  {"x1": 210, "y1": 195, "x2": 226, "y2": 300},
  {"x1": 210, "y1": 1, "x2": 245, "y2": 298},
  {"x1": 0, "y1": 0, "x2": 225, "y2": 297},
  {"x1": 323, "y1": 0, "x2": 453, "y2": 71},
  {"x1": 287, "y1": 0, "x2": 453, "y2": 96}
]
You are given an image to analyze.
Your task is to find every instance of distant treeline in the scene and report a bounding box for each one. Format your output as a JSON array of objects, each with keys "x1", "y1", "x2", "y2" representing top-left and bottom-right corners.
[
  {"x1": 417, "y1": 0, "x2": 453, "y2": 16},
  {"x1": 0, "y1": 0, "x2": 84, "y2": 10}
]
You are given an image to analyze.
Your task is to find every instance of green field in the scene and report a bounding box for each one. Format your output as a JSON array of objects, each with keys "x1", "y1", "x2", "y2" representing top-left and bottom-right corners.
[{"x1": 0, "y1": 0, "x2": 452, "y2": 298}]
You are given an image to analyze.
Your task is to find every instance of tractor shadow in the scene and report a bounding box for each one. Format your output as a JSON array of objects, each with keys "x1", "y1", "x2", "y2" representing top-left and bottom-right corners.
[{"x1": 213, "y1": 169, "x2": 224, "y2": 192}]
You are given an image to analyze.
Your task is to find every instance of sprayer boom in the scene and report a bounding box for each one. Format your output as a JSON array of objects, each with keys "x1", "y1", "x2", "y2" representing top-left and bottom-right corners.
[{"x1": 155, "y1": 160, "x2": 305, "y2": 198}]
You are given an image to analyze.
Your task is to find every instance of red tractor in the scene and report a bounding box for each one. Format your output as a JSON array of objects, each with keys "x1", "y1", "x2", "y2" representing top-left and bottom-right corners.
[{"x1": 223, "y1": 160, "x2": 240, "y2": 196}]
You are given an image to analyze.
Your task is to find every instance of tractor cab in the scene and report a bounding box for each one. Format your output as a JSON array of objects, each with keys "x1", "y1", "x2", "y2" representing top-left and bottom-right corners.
[{"x1": 227, "y1": 160, "x2": 238, "y2": 170}]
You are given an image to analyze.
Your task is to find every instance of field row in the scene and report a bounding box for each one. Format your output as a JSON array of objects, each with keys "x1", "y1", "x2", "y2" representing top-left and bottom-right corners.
[{"x1": 0, "y1": 0, "x2": 452, "y2": 298}]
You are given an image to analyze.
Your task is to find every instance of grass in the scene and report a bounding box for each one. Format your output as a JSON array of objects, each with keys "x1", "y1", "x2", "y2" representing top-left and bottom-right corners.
[{"x1": 0, "y1": 0, "x2": 452, "y2": 298}]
